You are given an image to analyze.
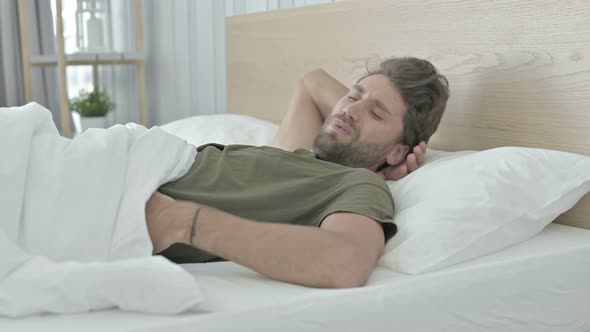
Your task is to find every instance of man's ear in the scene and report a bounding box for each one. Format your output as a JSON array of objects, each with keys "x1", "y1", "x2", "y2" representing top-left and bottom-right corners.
[{"x1": 386, "y1": 144, "x2": 410, "y2": 166}]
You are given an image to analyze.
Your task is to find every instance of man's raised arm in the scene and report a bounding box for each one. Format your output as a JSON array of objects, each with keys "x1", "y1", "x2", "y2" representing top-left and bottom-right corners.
[{"x1": 272, "y1": 69, "x2": 348, "y2": 151}]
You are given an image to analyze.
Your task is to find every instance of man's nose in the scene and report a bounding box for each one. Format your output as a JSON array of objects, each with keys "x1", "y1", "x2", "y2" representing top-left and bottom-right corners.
[{"x1": 342, "y1": 102, "x2": 363, "y2": 121}]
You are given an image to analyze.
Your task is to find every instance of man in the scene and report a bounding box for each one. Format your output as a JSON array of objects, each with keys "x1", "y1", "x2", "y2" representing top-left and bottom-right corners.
[{"x1": 146, "y1": 57, "x2": 449, "y2": 288}]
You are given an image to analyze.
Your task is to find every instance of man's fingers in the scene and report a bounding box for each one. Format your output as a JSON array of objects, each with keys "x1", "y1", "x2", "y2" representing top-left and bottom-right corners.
[
  {"x1": 392, "y1": 164, "x2": 408, "y2": 180},
  {"x1": 414, "y1": 145, "x2": 426, "y2": 166},
  {"x1": 406, "y1": 154, "x2": 418, "y2": 173},
  {"x1": 400, "y1": 164, "x2": 408, "y2": 176},
  {"x1": 379, "y1": 163, "x2": 408, "y2": 181},
  {"x1": 380, "y1": 141, "x2": 428, "y2": 181}
]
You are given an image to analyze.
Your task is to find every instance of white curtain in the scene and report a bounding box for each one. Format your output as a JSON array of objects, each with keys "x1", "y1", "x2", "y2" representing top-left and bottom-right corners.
[
  {"x1": 57, "y1": 0, "x2": 138, "y2": 128},
  {"x1": 144, "y1": 0, "x2": 227, "y2": 126},
  {"x1": 0, "y1": 0, "x2": 60, "y2": 129},
  {"x1": 143, "y1": 0, "x2": 334, "y2": 126},
  {"x1": 102, "y1": 0, "x2": 139, "y2": 127},
  {"x1": 0, "y1": 0, "x2": 24, "y2": 107},
  {"x1": 226, "y1": 0, "x2": 334, "y2": 16},
  {"x1": 2, "y1": 0, "x2": 335, "y2": 128}
]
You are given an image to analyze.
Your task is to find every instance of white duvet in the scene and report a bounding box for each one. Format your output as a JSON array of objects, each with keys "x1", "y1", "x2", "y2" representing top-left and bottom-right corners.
[{"x1": 0, "y1": 103, "x2": 203, "y2": 317}]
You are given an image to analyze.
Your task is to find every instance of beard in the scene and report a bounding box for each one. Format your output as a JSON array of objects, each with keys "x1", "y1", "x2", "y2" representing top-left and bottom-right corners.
[{"x1": 312, "y1": 115, "x2": 390, "y2": 168}]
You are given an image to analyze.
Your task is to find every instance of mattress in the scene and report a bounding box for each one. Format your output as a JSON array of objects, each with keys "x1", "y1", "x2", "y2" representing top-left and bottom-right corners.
[{"x1": 3, "y1": 223, "x2": 590, "y2": 332}]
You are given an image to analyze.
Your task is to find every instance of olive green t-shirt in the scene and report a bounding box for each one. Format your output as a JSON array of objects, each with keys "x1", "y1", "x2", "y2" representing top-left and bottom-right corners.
[{"x1": 158, "y1": 143, "x2": 396, "y2": 263}]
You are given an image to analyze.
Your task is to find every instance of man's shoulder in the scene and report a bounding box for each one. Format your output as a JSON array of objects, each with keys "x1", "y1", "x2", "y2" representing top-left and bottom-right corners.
[{"x1": 344, "y1": 167, "x2": 388, "y2": 186}]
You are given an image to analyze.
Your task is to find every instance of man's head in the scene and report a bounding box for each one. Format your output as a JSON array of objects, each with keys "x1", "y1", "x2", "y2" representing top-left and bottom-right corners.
[{"x1": 313, "y1": 57, "x2": 449, "y2": 170}]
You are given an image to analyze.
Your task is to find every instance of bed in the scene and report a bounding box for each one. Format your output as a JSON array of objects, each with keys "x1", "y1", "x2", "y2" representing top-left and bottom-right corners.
[
  {"x1": 3, "y1": 0, "x2": 590, "y2": 331},
  {"x1": 3, "y1": 222, "x2": 590, "y2": 331}
]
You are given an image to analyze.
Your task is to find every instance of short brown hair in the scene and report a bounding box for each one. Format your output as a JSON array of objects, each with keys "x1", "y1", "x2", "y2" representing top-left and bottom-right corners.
[{"x1": 359, "y1": 57, "x2": 450, "y2": 147}]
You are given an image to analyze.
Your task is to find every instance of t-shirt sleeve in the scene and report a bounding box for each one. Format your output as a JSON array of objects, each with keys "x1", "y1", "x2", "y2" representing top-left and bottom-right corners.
[{"x1": 318, "y1": 183, "x2": 397, "y2": 242}]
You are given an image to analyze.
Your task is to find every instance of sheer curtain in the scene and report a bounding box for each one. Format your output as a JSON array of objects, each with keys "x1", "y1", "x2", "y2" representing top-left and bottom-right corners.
[
  {"x1": 1, "y1": 0, "x2": 336, "y2": 127},
  {"x1": 143, "y1": 0, "x2": 335, "y2": 126},
  {"x1": 53, "y1": 0, "x2": 138, "y2": 127},
  {"x1": 0, "y1": 0, "x2": 59, "y2": 129},
  {"x1": 0, "y1": 0, "x2": 24, "y2": 107},
  {"x1": 1, "y1": 0, "x2": 137, "y2": 131}
]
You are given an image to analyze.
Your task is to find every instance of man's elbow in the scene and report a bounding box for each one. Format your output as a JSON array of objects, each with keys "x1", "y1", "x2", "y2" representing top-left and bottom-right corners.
[
  {"x1": 303, "y1": 68, "x2": 327, "y2": 80},
  {"x1": 330, "y1": 272, "x2": 369, "y2": 289},
  {"x1": 328, "y1": 245, "x2": 375, "y2": 289},
  {"x1": 302, "y1": 69, "x2": 328, "y2": 90}
]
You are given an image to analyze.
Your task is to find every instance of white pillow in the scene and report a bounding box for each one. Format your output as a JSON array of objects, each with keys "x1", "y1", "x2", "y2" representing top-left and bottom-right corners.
[
  {"x1": 379, "y1": 147, "x2": 590, "y2": 274},
  {"x1": 158, "y1": 113, "x2": 279, "y2": 147}
]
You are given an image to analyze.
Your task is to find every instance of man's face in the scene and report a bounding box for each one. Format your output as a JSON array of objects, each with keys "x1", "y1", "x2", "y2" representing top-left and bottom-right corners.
[{"x1": 313, "y1": 74, "x2": 407, "y2": 170}]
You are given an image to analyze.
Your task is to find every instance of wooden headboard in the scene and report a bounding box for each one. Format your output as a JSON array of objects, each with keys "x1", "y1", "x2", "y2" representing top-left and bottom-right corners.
[{"x1": 226, "y1": 0, "x2": 590, "y2": 229}]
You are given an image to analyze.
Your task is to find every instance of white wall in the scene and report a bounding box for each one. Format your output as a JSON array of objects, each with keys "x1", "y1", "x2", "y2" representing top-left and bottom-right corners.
[{"x1": 143, "y1": 0, "x2": 334, "y2": 126}]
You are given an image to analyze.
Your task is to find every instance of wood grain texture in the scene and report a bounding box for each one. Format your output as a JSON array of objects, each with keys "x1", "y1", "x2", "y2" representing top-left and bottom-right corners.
[
  {"x1": 17, "y1": 0, "x2": 32, "y2": 103},
  {"x1": 226, "y1": 0, "x2": 590, "y2": 229},
  {"x1": 55, "y1": 0, "x2": 71, "y2": 137}
]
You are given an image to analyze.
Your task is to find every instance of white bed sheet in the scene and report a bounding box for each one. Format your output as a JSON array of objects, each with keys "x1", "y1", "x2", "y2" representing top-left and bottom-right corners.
[{"x1": 3, "y1": 223, "x2": 590, "y2": 332}]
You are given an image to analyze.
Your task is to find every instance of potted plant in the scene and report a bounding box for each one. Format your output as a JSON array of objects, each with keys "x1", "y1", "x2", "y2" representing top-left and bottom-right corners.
[{"x1": 70, "y1": 89, "x2": 115, "y2": 134}]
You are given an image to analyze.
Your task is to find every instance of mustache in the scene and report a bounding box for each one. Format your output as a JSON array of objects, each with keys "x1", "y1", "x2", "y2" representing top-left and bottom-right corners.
[
  {"x1": 326, "y1": 115, "x2": 358, "y2": 138},
  {"x1": 328, "y1": 115, "x2": 356, "y2": 130},
  {"x1": 332, "y1": 114, "x2": 350, "y2": 123}
]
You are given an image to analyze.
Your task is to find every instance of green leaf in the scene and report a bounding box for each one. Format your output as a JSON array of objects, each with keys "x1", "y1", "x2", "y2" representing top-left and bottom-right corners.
[{"x1": 69, "y1": 89, "x2": 115, "y2": 117}]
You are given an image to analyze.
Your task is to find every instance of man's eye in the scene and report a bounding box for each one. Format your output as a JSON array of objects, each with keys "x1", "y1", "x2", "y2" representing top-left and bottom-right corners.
[
  {"x1": 347, "y1": 96, "x2": 358, "y2": 102},
  {"x1": 371, "y1": 111, "x2": 382, "y2": 120}
]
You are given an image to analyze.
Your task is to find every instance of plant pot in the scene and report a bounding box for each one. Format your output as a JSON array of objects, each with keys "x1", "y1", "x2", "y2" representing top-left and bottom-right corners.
[{"x1": 71, "y1": 111, "x2": 107, "y2": 135}]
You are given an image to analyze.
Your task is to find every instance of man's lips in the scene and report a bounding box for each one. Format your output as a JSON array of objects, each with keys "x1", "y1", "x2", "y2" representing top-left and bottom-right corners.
[{"x1": 331, "y1": 119, "x2": 352, "y2": 136}]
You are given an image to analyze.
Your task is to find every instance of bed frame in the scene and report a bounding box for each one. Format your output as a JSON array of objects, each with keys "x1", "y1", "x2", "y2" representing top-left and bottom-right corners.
[{"x1": 226, "y1": 0, "x2": 590, "y2": 230}]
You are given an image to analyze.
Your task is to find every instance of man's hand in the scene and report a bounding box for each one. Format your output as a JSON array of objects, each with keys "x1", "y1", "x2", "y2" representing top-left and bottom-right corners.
[
  {"x1": 145, "y1": 192, "x2": 198, "y2": 254},
  {"x1": 376, "y1": 142, "x2": 427, "y2": 181}
]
